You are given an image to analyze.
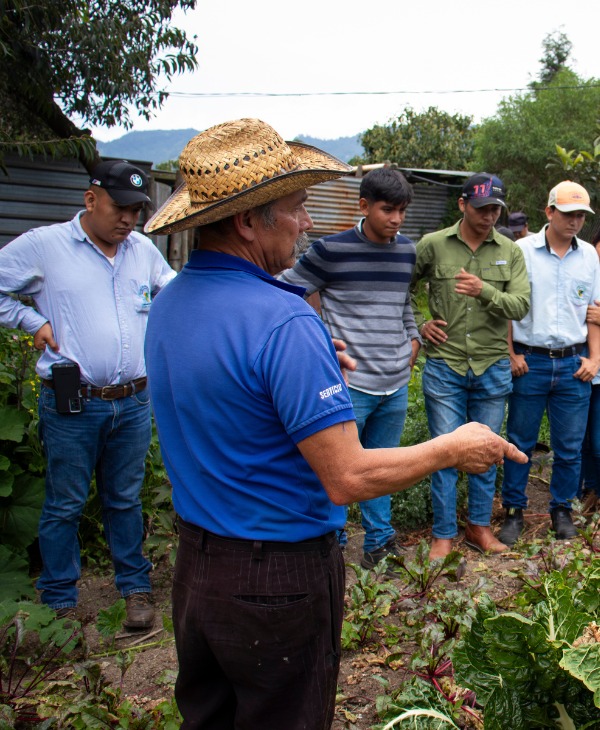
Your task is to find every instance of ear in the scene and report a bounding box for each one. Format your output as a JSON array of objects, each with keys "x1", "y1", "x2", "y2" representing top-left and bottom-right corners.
[
  {"x1": 544, "y1": 206, "x2": 554, "y2": 223},
  {"x1": 457, "y1": 197, "x2": 466, "y2": 213},
  {"x1": 358, "y1": 197, "x2": 370, "y2": 216},
  {"x1": 83, "y1": 189, "x2": 96, "y2": 213},
  {"x1": 233, "y1": 209, "x2": 258, "y2": 242}
]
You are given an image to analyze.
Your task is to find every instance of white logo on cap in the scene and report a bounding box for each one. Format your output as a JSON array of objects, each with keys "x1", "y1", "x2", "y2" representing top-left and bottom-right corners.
[{"x1": 130, "y1": 174, "x2": 143, "y2": 188}]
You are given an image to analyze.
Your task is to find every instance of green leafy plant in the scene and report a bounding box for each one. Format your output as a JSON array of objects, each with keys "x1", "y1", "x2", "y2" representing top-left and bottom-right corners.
[
  {"x1": 576, "y1": 509, "x2": 600, "y2": 555},
  {"x1": 0, "y1": 600, "x2": 83, "y2": 724},
  {"x1": 342, "y1": 562, "x2": 401, "y2": 650},
  {"x1": 454, "y1": 569, "x2": 600, "y2": 728},
  {"x1": 141, "y1": 427, "x2": 178, "y2": 566},
  {"x1": 0, "y1": 599, "x2": 180, "y2": 728},
  {"x1": 96, "y1": 599, "x2": 127, "y2": 648},
  {"x1": 38, "y1": 659, "x2": 182, "y2": 729},
  {"x1": 0, "y1": 329, "x2": 44, "y2": 601},
  {"x1": 387, "y1": 540, "x2": 466, "y2": 600},
  {"x1": 373, "y1": 674, "x2": 472, "y2": 729}
]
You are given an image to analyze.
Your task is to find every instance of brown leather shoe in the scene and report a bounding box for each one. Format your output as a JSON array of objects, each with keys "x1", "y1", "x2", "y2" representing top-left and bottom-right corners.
[
  {"x1": 124, "y1": 593, "x2": 155, "y2": 630},
  {"x1": 464, "y1": 523, "x2": 508, "y2": 554},
  {"x1": 429, "y1": 538, "x2": 453, "y2": 560}
]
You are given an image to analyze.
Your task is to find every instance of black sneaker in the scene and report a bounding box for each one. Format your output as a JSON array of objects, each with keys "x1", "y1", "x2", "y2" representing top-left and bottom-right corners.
[
  {"x1": 498, "y1": 508, "x2": 524, "y2": 547},
  {"x1": 550, "y1": 506, "x2": 577, "y2": 540},
  {"x1": 361, "y1": 537, "x2": 404, "y2": 576}
]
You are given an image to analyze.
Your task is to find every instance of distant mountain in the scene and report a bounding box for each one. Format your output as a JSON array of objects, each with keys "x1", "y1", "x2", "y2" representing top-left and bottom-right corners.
[
  {"x1": 96, "y1": 129, "x2": 199, "y2": 167},
  {"x1": 294, "y1": 134, "x2": 363, "y2": 164},
  {"x1": 96, "y1": 129, "x2": 363, "y2": 166}
]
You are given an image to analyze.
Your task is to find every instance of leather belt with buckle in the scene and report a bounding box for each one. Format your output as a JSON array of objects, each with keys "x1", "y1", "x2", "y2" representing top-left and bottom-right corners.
[
  {"x1": 513, "y1": 342, "x2": 586, "y2": 359},
  {"x1": 42, "y1": 376, "x2": 147, "y2": 400}
]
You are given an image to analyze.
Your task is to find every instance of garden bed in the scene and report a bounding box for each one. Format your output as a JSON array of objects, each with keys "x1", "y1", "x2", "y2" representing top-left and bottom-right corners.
[{"x1": 62, "y1": 456, "x2": 595, "y2": 729}]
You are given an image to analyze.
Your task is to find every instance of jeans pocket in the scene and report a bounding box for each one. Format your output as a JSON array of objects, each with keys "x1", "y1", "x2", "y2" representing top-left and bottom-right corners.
[{"x1": 130, "y1": 387, "x2": 150, "y2": 406}]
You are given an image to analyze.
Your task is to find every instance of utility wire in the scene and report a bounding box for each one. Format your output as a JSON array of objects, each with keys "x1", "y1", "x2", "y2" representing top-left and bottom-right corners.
[{"x1": 169, "y1": 84, "x2": 599, "y2": 99}]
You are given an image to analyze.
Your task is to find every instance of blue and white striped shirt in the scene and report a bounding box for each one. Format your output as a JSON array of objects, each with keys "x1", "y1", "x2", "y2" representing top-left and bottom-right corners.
[{"x1": 279, "y1": 222, "x2": 420, "y2": 393}]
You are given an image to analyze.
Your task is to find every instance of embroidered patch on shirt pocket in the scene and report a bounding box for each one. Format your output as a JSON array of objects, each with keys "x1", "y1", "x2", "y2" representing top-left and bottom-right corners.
[
  {"x1": 133, "y1": 282, "x2": 152, "y2": 312},
  {"x1": 570, "y1": 280, "x2": 591, "y2": 306}
]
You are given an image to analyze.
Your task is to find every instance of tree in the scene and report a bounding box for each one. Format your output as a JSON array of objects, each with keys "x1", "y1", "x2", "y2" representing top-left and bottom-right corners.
[
  {"x1": 535, "y1": 29, "x2": 573, "y2": 86},
  {"x1": 353, "y1": 107, "x2": 475, "y2": 171},
  {"x1": 474, "y1": 67, "x2": 600, "y2": 230},
  {"x1": 0, "y1": 0, "x2": 198, "y2": 170}
]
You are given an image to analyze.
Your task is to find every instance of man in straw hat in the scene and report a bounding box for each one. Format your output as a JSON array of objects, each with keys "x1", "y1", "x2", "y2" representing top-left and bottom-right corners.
[{"x1": 144, "y1": 118, "x2": 526, "y2": 729}]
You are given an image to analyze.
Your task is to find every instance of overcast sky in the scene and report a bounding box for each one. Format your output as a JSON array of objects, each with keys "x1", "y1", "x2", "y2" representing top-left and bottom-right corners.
[{"x1": 90, "y1": 0, "x2": 600, "y2": 143}]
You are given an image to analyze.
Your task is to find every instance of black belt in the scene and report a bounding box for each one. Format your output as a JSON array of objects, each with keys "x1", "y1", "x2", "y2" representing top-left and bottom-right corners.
[
  {"x1": 513, "y1": 342, "x2": 586, "y2": 359},
  {"x1": 42, "y1": 376, "x2": 147, "y2": 400},
  {"x1": 178, "y1": 518, "x2": 336, "y2": 556}
]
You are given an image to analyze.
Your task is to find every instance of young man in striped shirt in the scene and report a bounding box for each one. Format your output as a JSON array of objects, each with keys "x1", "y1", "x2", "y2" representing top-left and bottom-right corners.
[{"x1": 279, "y1": 167, "x2": 421, "y2": 572}]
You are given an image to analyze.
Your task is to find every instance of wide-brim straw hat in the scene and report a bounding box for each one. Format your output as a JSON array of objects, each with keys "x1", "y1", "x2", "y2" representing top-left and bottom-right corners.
[{"x1": 144, "y1": 118, "x2": 353, "y2": 235}]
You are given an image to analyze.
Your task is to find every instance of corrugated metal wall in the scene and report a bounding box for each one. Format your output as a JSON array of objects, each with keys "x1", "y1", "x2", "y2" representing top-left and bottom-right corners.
[
  {"x1": 305, "y1": 174, "x2": 456, "y2": 244},
  {"x1": 0, "y1": 154, "x2": 153, "y2": 249},
  {"x1": 0, "y1": 156, "x2": 464, "y2": 259}
]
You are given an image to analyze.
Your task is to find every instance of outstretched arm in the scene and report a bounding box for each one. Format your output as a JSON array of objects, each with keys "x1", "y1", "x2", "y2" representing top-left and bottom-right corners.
[{"x1": 298, "y1": 419, "x2": 527, "y2": 506}]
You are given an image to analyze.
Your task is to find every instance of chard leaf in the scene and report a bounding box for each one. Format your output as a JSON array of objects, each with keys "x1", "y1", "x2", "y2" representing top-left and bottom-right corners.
[
  {"x1": 533, "y1": 588, "x2": 592, "y2": 644},
  {"x1": 483, "y1": 684, "x2": 526, "y2": 730},
  {"x1": 560, "y1": 644, "x2": 600, "y2": 708},
  {"x1": 484, "y1": 612, "x2": 552, "y2": 685},
  {"x1": 454, "y1": 596, "x2": 502, "y2": 704}
]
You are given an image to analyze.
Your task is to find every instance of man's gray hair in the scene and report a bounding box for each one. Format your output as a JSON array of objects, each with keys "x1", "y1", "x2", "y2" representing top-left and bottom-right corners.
[{"x1": 254, "y1": 201, "x2": 276, "y2": 229}]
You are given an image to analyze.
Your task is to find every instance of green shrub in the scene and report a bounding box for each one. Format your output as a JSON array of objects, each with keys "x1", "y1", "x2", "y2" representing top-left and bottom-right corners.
[{"x1": 0, "y1": 329, "x2": 44, "y2": 601}]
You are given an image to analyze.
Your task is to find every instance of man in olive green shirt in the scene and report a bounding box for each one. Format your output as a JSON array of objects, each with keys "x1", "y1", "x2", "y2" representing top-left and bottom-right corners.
[{"x1": 412, "y1": 173, "x2": 530, "y2": 559}]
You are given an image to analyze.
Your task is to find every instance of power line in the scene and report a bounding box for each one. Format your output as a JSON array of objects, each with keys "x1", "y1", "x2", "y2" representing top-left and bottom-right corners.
[{"x1": 169, "y1": 84, "x2": 600, "y2": 99}]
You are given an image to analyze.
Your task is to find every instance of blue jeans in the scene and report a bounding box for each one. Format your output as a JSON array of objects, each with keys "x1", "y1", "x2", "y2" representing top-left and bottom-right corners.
[
  {"x1": 340, "y1": 386, "x2": 408, "y2": 552},
  {"x1": 422, "y1": 358, "x2": 512, "y2": 538},
  {"x1": 580, "y1": 383, "x2": 600, "y2": 497},
  {"x1": 36, "y1": 385, "x2": 153, "y2": 609},
  {"x1": 502, "y1": 350, "x2": 591, "y2": 511}
]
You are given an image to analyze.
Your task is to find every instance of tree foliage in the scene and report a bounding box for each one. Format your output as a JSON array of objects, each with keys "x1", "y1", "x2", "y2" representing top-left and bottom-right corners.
[
  {"x1": 535, "y1": 30, "x2": 573, "y2": 86},
  {"x1": 473, "y1": 67, "x2": 600, "y2": 230},
  {"x1": 0, "y1": 0, "x2": 199, "y2": 169},
  {"x1": 354, "y1": 107, "x2": 475, "y2": 171}
]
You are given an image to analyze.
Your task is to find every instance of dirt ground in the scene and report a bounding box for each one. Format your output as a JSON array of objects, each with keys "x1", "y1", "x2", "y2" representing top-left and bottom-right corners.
[{"x1": 70, "y1": 459, "x2": 594, "y2": 728}]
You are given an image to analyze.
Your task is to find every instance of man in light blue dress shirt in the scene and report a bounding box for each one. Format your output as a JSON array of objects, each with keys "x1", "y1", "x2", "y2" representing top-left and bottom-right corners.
[
  {"x1": 501, "y1": 181, "x2": 600, "y2": 545},
  {"x1": 0, "y1": 160, "x2": 175, "y2": 628}
]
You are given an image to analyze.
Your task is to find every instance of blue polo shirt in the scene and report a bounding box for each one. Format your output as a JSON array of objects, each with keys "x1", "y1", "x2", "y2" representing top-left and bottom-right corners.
[{"x1": 145, "y1": 250, "x2": 355, "y2": 541}]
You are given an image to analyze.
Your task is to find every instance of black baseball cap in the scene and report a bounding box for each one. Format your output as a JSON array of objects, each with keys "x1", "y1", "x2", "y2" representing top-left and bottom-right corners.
[
  {"x1": 89, "y1": 160, "x2": 151, "y2": 206},
  {"x1": 461, "y1": 173, "x2": 506, "y2": 208},
  {"x1": 508, "y1": 211, "x2": 528, "y2": 232}
]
